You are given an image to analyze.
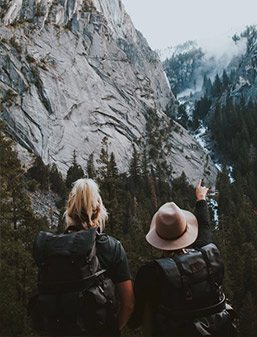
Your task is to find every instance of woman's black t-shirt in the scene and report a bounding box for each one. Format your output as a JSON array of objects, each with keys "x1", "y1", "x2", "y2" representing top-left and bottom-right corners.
[{"x1": 96, "y1": 233, "x2": 131, "y2": 283}]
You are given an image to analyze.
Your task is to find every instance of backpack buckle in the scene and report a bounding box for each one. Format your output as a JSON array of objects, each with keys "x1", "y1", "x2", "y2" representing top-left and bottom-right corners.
[{"x1": 185, "y1": 287, "x2": 193, "y2": 300}]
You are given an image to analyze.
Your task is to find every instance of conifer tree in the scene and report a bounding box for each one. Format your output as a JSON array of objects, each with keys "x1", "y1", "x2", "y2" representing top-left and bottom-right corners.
[
  {"x1": 49, "y1": 163, "x2": 67, "y2": 196},
  {"x1": 205, "y1": 78, "x2": 212, "y2": 96},
  {"x1": 96, "y1": 136, "x2": 110, "y2": 179},
  {"x1": 0, "y1": 122, "x2": 48, "y2": 336},
  {"x1": 222, "y1": 69, "x2": 229, "y2": 89},
  {"x1": 212, "y1": 74, "x2": 222, "y2": 97},
  {"x1": 171, "y1": 172, "x2": 195, "y2": 211},
  {"x1": 97, "y1": 146, "x2": 124, "y2": 236},
  {"x1": 202, "y1": 73, "x2": 208, "y2": 92},
  {"x1": 27, "y1": 156, "x2": 50, "y2": 190},
  {"x1": 65, "y1": 150, "x2": 84, "y2": 188},
  {"x1": 240, "y1": 292, "x2": 257, "y2": 337},
  {"x1": 216, "y1": 166, "x2": 235, "y2": 231},
  {"x1": 128, "y1": 145, "x2": 141, "y2": 193},
  {"x1": 87, "y1": 153, "x2": 96, "y2": 179}
]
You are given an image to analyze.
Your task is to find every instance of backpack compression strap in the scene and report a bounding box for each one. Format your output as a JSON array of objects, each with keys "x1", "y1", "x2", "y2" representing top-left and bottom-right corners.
[
  {"x1": 198, "y1": 247, "x2": 220, "y2": 296},
  {"x1": 156, "y1": 245, "x2": 226, "y2": 319}
]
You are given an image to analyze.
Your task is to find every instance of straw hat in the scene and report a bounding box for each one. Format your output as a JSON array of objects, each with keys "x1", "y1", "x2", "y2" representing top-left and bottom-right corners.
[{"x1": 146, "y1": 202, "x2": 198, "y2": 250}]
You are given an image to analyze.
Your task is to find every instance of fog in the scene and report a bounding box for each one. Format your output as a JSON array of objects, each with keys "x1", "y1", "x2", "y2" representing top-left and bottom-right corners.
[
  {"x1": 122, "y1": 0, "x2": 256, "y2": 51},
  {"x1": 199, "y1": 34, "x2": 247, "y2": 69}
]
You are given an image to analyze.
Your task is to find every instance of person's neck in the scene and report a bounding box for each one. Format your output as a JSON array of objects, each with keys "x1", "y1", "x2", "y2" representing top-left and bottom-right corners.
[{"x1": 162, "y1": 248, "x2": 187, "y2": 258}]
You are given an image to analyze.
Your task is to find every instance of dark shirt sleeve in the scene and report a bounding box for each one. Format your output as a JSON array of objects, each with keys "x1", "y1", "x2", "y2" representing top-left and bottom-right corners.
[
  {"x1": 97, "y1": 235, "x2": 131, "y2": 283},
  {"x1": 128, "y1": 262, "x2": 161, "y2": 329},
  {"x1": 111, "y1": 239, "x2": 132, "y2": 283},
  {"x1": 193, "y1": 199, "x2": 211, "y2": 248}
]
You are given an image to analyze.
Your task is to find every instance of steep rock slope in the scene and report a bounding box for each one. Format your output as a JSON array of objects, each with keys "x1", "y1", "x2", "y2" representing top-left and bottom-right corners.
[{"x1": 0, "y1": 0, "x2": 217, "y2": 186}]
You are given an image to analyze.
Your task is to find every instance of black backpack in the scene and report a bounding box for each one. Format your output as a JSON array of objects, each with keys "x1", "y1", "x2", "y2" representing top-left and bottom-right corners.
[
  {"x1": 28, "y1": 227, "x2": 119, "y2": 336},
  {"x1": 154, "y1": 243, "x2": 238, "y2": 336}
]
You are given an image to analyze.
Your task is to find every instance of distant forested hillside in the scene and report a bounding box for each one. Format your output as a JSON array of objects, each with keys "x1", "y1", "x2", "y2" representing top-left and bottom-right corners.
[{"x1": 163, "y1": 25, "x2": 257, "y2": 337}]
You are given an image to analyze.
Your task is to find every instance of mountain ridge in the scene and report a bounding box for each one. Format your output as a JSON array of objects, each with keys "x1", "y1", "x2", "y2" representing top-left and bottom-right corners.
[{"x1": 0, "y1": 0, "x2": 217, "y2": 187}]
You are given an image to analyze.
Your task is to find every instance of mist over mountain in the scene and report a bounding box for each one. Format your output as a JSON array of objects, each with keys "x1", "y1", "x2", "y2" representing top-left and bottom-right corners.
[
  {"x1": 160, "y1": 36, "x2": 248, "y2": 99},
  {"x1": 164, "y1": 25, "x2": 257, "y2": 186}
]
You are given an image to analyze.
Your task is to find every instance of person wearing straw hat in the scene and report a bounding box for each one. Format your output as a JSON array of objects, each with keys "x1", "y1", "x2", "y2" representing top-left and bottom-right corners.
[{"x1": 129, "y1": 179, "x2": 229, "y2": 336}]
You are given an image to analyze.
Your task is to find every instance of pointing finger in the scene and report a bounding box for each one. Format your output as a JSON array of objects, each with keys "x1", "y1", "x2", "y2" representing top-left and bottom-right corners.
[{"x1": 197, "y1": 179, "x2": 202, "y2": 188}]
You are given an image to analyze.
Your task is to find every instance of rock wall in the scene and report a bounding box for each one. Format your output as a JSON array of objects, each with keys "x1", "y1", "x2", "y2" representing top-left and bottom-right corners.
[{"x1": 0, "y1": 0, "x2": 217, "y2": 187}]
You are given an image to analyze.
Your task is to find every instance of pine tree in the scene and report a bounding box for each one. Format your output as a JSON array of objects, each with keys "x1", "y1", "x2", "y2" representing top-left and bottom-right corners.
[
  {"x1": 212, "y1": 74, "x2": 222, "y2": 97},
  {"x1": 49, "y1": 163, "x2": 67, "y2": 197},
  {"x1": 96, "y1": 137, "x2": 110, "y2": 179},
  {"x1": 87, "y1": 153, "x2": 96, "y2": 179},
  {"x1": 202, "y1": 73, "x2": 208, "y2": 92},
  {"x1": 65, "y1": 150, "x2": 84, "y2": 188},
  {"x1": 205, "y1": 78, "x2": 212, "y2": 96},
  {"x1": 128, "y1": 145, "x2": 141, "y2": 193},
  {"x1": 171, "y1": 172, "x2": 195, "y2": 211},
  {"x1": 240, "y1": 292, "x2": 257, "y2": 337},
  {"x1": 0, "y1": 122, "x2": 48, "y2": 336},
  {"x1": 222, "y1": 69, "x2": 229, "y2": 89},
  {"x1": 216, "y1": 166, "x2": 235, "y2": 230},
  {"x1": 27, "y1": 156, "x2": 50, "y2": 190}
]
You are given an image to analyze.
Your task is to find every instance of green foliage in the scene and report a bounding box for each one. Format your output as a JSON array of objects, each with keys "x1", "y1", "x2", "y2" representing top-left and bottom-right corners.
[
  {"x1": 94, "y1": 137, "x2": 196, "y2": 280},
  {"x1": 185, "y1": 75, "x2": 257, "y2": 333},
  {"x1": 202, "y1": 74, "x2": 213, "y2": 97},
  {"x1": 210, "y1": 99, "x2": 257, "y2": 206},
  {"x1": 144, "y1": 108, "x2": 173, "y2": 177},
  {"x1": 27, "y1": 156, "x2": 50, "y2": 190},
  {"x1": 212, "y1": 74, "x2": 222, "y2": 97},
  {"x1": 163, "y1": 42, "x2": 204, "y2": 95},
  {"x1": 49, "y1": 163, "x2": 67, "y2": 197},
  {"x1": 0, "y1": 121, "x2": 48, "y2": 336},
  {"x1": 240, "y1": 25, "x2": 257, "y2": 53},
  {"x1": 1, "y1": 89, "x2": 18, "y2": 105},
  {"x1": 192, "y1": 95, "x2": 212, "y2": 129},
  {"x1": 177, "y1": 103, "x2": 189, "y2": 129},
  {"x1": 1, "y1": 85, "x2": 257, "y2": 336},
  {"x1": 214, "y1": 167, "x2": 257, "y2": 337},
  {"x1": 65, "y1": 150, "x2": 84, "y2": 188},
  {"x1": 222, "y1": 69, "x2": 229, "y2": 90},
  {"x1": 10, "y1": 36, "x2": 22, "y2": 54},
  {"x1": 87, "y1": 153, "x2": 97, "y2": 179}
]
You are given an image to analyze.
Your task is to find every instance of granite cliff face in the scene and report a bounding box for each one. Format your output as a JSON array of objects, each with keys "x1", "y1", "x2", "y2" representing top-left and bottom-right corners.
[{"x1": 0, "y1": 0, "x2": 217, "y2": 186}]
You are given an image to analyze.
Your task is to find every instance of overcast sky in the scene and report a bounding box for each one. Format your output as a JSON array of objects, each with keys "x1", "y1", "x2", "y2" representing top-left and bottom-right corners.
[{"x1": 122, "y1": 0, "x2": 257, "y2": 52}]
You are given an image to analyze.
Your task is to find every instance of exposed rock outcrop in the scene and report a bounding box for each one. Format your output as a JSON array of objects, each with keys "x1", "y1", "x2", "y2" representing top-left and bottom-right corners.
[{"x1": 0, "y1": 0, "x2": 217, "y2": 187}]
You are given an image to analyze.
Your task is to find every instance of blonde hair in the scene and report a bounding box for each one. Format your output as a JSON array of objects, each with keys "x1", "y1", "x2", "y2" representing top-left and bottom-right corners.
[{"x1": 64, "y1": 178, "x2": 108, "y2": 232}]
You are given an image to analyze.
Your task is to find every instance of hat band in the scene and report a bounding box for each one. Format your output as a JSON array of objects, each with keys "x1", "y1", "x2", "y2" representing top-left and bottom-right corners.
[{"x1": 156, "y1": 224, "x2": 188, "y2": 241}]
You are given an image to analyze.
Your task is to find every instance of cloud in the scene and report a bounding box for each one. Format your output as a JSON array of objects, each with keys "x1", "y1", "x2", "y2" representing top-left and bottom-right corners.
[{"x1": 122, "y1": 0, "x2": 257, "y2": 50}]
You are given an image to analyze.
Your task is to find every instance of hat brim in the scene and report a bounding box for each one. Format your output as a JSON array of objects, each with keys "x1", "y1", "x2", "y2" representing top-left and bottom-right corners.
[{"x1": 146, "y1": 209, "x2": 198, "y2": 250}]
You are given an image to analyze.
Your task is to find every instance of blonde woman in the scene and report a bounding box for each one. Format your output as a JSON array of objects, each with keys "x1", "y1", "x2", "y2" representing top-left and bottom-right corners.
[
  {"x1": 31, "y1": 178, "x2": 134, "y2": 337},
  {"x1": 64, "y1": 178, "x2": 134, "y2": 334}
]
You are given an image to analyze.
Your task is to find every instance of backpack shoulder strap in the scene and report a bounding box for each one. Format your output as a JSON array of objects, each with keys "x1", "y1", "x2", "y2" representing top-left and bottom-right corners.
[
  {"x1": 156, "y1": 255, "x2": 196, "y2": 301},
  {"x1": 155, "y1": 257, "x2": 181, "y2": 288}
]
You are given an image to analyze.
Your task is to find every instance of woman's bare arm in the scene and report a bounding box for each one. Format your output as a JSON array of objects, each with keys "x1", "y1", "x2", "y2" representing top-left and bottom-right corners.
[{"x1": 116, "y1": 280, "x2": 134, "y2": 330}]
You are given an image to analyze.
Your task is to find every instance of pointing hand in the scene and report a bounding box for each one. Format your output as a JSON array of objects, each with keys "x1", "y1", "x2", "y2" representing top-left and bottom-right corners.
[{"x1": 196, "y1": 179, "x2": 209, "y2": 201}]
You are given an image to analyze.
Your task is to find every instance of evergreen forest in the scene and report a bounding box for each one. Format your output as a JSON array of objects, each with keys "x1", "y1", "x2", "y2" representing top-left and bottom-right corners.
[
  {"x1": 1, "y1": 92, "x2": 257, "y2": 337},
  {"x1": 1, "y1": 27, "x2": 257, "y2": 337}
]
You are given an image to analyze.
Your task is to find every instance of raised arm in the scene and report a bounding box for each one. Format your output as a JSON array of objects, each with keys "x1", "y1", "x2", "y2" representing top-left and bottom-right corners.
[
  {"x1": 196, "y1": 179, "x2": 209, "y2": 201},
  {"x1": 193, "y1": 179, "x2": 211, "y2": 248}
]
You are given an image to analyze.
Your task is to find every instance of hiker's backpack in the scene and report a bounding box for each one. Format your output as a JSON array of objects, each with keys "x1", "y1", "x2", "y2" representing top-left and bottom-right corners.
[
  {"x1": 28, "y1": 227, "x2": 118, "y2": 336},
  {"x1": 154, "y1": 243, "x2": 238, "y2": 336}
]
